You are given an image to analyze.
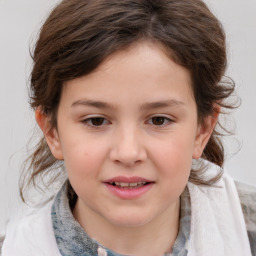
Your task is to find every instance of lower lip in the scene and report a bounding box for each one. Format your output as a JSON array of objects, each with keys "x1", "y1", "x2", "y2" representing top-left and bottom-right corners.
[{"x1": 104, "y1": 183, "x2": 154, "y2": 200}]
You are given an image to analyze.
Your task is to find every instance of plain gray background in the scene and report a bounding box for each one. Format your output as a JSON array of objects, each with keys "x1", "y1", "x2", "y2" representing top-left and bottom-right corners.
[{"x1": 1, "y1": 0, "x2": 256, "y2": 234}]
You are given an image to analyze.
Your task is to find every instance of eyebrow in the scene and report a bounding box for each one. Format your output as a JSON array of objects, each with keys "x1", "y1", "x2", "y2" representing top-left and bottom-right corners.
[
  {"x1": 71, "y1": 99, "x2": 185, "y2": 110},
  {"x1": 71, "y1": 100, "x2": 116, "y2": 110},
  {"x1": 140, "y1": 99, "x2": 185, "y2": 110}
]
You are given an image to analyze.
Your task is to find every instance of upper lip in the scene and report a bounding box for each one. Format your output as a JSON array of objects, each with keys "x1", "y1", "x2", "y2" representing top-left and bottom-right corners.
[{"x1": 104, "y1": 176, "x2": 153, "y2": 183}]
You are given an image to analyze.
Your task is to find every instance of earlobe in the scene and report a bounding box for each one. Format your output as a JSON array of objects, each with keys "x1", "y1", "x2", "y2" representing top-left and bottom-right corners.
[
  {"x1": 35, "y1": 108, "x2": 64, "y2": 160},
  {"x1": 193, "y1": 106, "x2": 220, "y2": 159}
]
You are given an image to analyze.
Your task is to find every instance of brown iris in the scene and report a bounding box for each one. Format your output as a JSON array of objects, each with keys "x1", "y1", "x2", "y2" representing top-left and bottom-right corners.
[
  {"x1": 90, "y1": 118, "x2": 105, "y2": 126},
  {"x1": 151, "y1": 117, "x2": 166, "y2": 125}
]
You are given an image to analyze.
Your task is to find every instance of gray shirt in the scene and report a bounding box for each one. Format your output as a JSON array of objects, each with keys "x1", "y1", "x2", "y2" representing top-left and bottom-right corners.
[{"x1": 50, "y1": 180, "x2": 256, "y2": 256}]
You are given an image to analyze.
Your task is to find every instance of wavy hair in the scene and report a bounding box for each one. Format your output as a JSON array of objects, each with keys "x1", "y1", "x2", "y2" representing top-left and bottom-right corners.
[{"x1": 20, "y1": 0, "x2": 236, "y2": 200}]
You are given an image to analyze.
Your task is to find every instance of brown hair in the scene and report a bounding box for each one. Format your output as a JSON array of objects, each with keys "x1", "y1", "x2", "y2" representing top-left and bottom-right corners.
[{"x1": 20, "y1": 0, "x2": 236, "y2": 200}]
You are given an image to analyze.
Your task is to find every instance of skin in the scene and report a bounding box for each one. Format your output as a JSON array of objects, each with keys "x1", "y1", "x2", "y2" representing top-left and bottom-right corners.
[{"x1": 36, "y1": 42, "x2": 218, "y2": 256}]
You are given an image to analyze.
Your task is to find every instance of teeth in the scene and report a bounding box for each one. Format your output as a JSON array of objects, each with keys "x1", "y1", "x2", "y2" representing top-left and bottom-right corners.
[
  {"x1": 120, "y1": 182, "x2": 129, "y2": 187},
  {"x1": 112, "y1": 182, "x2": 147, "y2": 187},
  {"x1": 129, "y1": 183, "x2": 139, "y2": 187}
]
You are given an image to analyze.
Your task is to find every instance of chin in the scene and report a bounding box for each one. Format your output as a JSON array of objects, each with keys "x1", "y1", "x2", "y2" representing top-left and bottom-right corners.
[{"x1": 108, "y1": 212, "x2": 153, "y2": 228}]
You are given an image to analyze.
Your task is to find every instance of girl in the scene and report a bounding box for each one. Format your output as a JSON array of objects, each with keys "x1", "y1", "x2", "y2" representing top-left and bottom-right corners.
[{"x1": 2, "y1": 0, "x2": 255, "y2": 255}]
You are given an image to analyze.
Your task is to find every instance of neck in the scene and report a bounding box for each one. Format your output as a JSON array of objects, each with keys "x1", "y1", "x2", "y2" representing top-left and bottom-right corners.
[{"x1": 73, "y1": 199, "x2": 180, "y2": 256}]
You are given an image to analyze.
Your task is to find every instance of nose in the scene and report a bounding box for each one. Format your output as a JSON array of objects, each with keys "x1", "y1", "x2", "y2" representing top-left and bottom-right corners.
[{"x1": 109, "y1": 125, "x2": 147, "y2": 166}]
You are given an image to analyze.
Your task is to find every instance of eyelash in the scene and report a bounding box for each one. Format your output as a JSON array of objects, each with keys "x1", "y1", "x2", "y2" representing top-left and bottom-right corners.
[
  {"x1": 147, "y1": 116, "x2": 173, "y2": 126},
  {"x1": 81, "y1": 117, "x2": 110, "y2": 128},
  {"x1": 81, "y1": 115, "x2": 173, "y2": 129}
]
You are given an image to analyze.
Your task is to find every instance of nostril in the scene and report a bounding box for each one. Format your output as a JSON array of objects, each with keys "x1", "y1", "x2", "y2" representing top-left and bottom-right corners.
[{"x1": 109, "y1": 133, "x2": 147, "y2": 165}]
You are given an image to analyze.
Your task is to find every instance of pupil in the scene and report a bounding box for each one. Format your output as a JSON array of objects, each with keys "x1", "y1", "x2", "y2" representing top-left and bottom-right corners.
[
  {"x1": 152, "y1": 117, "x2": 164, "y2": 125},
  {"x1": 91, "y1": 118, "x2": 104, "y2": 126}
]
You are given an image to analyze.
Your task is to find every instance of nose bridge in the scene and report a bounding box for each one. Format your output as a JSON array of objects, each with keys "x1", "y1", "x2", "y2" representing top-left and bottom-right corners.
[{"x1": 110, "y1": 122, "x2": 147, "y2": 165}]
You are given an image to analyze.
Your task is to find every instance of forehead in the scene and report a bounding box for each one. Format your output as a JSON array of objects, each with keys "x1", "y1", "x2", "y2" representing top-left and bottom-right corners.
[
  {"x1": 97, "y1": 41, "x2": 191, "y2": 83},
  {"x1": 61, "y1": 42, "x2": 194, "y2": 108}
]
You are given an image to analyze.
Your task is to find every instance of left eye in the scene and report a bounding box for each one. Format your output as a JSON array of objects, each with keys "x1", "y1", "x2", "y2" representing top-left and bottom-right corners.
[
  {"x1": 82, "y1": 117, "x2": 109, "y2": 127},
  {"x1": 149, "y1": 116, "x2": 172, "y2": 126}
]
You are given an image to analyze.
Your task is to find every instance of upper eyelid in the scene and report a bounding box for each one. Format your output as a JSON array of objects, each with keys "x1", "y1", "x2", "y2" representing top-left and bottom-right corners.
[
  {"x1": 81, "y1": 115, "x2": 110, "y2": 122},
  {"x1": 81, "y1": 114, "x2": 109, "y2": 120},
  {"x1": 151, "y1": 114, "x2": 171, "y2": 118},
  {"x1": 84, "y1": 116, "x2": 173, "y2": 120},
  {"x1": 148, "y1": 114, "x2": 174, "y2": 120},
  {"x1": 80, "y1": 114, "x2": 174, "y2": 121},
  {"x1": 146, "y1": 115, "x2": 174, "y2": 126}
]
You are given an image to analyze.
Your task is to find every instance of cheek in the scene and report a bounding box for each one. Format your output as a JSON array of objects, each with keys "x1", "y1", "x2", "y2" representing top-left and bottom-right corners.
[
  {"x1": 61, "y1": 137, "x2": 108, "y2": 180},
  {"x1": 155, "y1": 144, "x2": 191, "y2": 202},
  {"x1": 152, "y1": 137, "x2": 194, "y2": 169},
  {"x1": 150, "y1": 136, "x2": 194, "y2": 185}
]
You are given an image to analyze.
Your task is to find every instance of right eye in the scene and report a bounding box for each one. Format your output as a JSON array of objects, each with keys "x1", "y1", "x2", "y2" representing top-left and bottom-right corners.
[
  {"x1": 147, "y1": 115, "x2": 173, "y2": 127},
  {"x1": 82, "y1": 117, "x2": 110, "y2": 127}
]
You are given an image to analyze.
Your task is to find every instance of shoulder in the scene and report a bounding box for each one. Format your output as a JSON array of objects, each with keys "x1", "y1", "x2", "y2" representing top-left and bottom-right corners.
[
  {"x1": 187, "y1": 170, "x2": 253, "y2": 255},
  {"x1": 235, "y1": 180, "x2": 256, "y2": 256},
  {"x1": 2, "y1": 199, "x2": 61, "y2": 256}
]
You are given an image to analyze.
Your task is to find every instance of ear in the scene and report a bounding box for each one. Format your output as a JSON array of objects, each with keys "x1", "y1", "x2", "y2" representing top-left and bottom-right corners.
[
  {"x1": 35, "y1": 108, "x2": 64, "y2": 160},
  {"x1": 193, "y1": 106, "x2": 220, "y2": 159}
]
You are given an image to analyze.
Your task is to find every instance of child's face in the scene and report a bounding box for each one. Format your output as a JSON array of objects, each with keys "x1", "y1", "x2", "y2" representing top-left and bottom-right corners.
[{"x1": 41, "y1": 42, "x2": 215, "y2": 228}]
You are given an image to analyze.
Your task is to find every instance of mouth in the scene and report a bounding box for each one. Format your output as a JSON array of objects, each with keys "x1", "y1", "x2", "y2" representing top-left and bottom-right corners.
[
  {"x1": 103, "y1": 176, "x2": 154, "y2": 199},
  {"x1": 104, "y1": 176, "x2": 154, "y2": 188},
  {"x1": 107, "y1": 181, "x2": 151, "y2": 189}
]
